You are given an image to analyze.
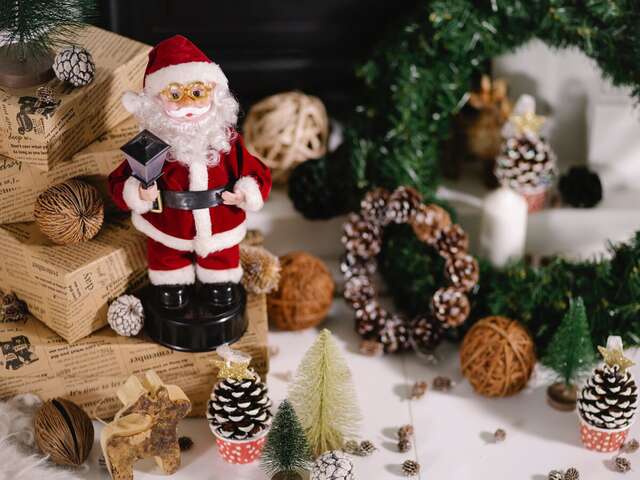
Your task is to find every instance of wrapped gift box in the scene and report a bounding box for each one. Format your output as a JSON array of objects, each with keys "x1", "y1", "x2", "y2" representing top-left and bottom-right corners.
[
  {"x1": 0, "y1": 26, "x2": 149, "y2": 171},
  {"x1": 0, "y1": 117, "x2": 137, "y2": 225},
  {"x1": 0, "y1": 218, "x2": 147, "y2": 343},
  {"x1": 0, "y1": 294, "x2": 268, "y2": 419}
]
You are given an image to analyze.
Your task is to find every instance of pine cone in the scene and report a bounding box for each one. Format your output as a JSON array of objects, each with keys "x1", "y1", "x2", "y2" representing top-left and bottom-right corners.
[
  {"x1": 340, "y1": 252, "x2": 376, "y2": 280},
  {"x1": 354, "y1": 302, "x2": 386, "y2": 336},
  {"x1": 495, "y1": 132, "x2": 557, "y2": 193},
  {"x1": 207, "y1": 373, "x2": 272, "y2": 440},
  {"x1": 398, "y1": 425, "x2": 414, "y2": 438},
  {"x1": 386, "y1": 186, "x2": 422, "y2": 224},
  {"x1": 411, "y1": 203, "x2": 451, "y2": 244},
  {"x1": 577, "y1": 363, "x2": 638, "y2": 430},
  {"x1": 107, "y1": 295, "x2": 144, "y2": 337},
  {"x1": 402, "y1": 460, "x2": 420, "y2": 477},
  {"x1": 622, "y1": 438, "x2": 639, "y2": 453},
  {"x1": 410, "y1": 381, "x2": 428, "y2": 400},
  {"x1": 344, "y1": 275, "x2": 375, "y2": 308},
  {"x1": 432, "y1": 376, "x2": 454, "y2": 392},
  {"x1": 52, "y1": 46, "x2": 96, "y2": 87},
  {"x1": 410, "y1": 314, "x2": 443, "y2": 353},
  {"x1": 311, "y1": 451, "x2": 354, "y2": 480},
  {"x1": 342, "y1": 213, "x2": 381, "y2": 259},
  {"x1": 445, "y1": 253, "x2": 479, "y2": 292},
  {"x1": 398, "y1": 438, "x2": 411, "y2": 452},
  {"x1": 548, "y1": 471, "x2": 564, "y2": 480},
  {"x1": 359, "y1": 440, "x2": 376, "y2": 456},
  {"x1": 360, "y1": 187, "x2": 390, "y2": 226},
  {"x1": 378, "y1": 315, "x2": 411, "y2": 353},
  {"x1": 343, "y1": 440, "x2": 360, "y2": 455},
  {"x1": 359, "y1": 339, "x2": 383, "y2": 357},
  {"x1": 431, "y1": 287, "x2": 471, "y2": 327},
  {"x1": 614, "y1": 456, "x2": 631, "y2": 473},
  {"x1": 1, "y1": 292, "x2": 28, "y2": 322},
  {"x1": 564, "y1": 467, "x2": 579, "y2": 480},
  {"x1": 435, "y1": 224, "x2": 469, "y2": 259}
]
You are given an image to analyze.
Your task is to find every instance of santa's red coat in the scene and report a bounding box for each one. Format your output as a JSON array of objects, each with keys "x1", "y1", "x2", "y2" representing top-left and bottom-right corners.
[{"x1": 109, "y1": 133, "x2": 271, "y2": 263}]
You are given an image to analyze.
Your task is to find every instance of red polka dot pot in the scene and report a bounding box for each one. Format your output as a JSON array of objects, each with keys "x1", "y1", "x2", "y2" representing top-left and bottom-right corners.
[
  {"x1": 579, "y1": 416, "x2": 631, "y2": 452},
  {"x1": 211, "y1": 427, "x2": 269, "y2": 464}
]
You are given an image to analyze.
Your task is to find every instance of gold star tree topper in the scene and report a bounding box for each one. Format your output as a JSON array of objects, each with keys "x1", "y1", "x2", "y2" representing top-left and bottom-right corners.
[
  {"x1": 213, "y1": 345, "x2": 253, "y2": 380},
  {"x1": 507, "y1": 94, "x2": 546, "y2": 136},
  {"x1": 598, "y1": 335, "x2": 635, "y2": 371}
]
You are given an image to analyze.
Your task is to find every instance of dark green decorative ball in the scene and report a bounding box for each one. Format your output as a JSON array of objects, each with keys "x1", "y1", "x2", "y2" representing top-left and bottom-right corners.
[{"x1": 558, "y1": 166, "x2": 602, "y2": 208}]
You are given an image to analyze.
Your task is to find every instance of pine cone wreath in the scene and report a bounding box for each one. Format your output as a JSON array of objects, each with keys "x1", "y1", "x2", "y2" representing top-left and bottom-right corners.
[
  {"x1": 411, "y1": 203, "x2": 451, "y2": 244},
  {"x1": 431, "y1": 287, "x2": 471, "y2": 327},
  {"x1": 445, "y1": 253, "x2": 479, "y2": 292},
  {"x1": 435, "y1": 224, "x2": 469, "y2": 259},
  {"x1": 577, "y1": 363, "x2": 638, "y2": 430},
  {"x1": 311, "y1": 451, "x2": 355, "y2": 480},
  {"x1": 410, "y1": 314, "x2": 443, "y2": 353},
  {"x1": 207, "y1": 373, "x2": 272, "y2": 440},
  {"x1": 614, "y1": 456, "x2": 631, "y2": 473},
  {"x1": 360, "y1": 187, "x2": 390, "y2": 226},
  {"x1": 342, "y1": 213, "x2": 381, "y2": 259},
  {"x1": 52, "y1": 46, "x2": 96, "y2": 87},
  {"x1": 386, "y1": 186, "x2": 422, "y2": 224},
  {"x1": 1, "y1": 292, "x2": 28, "y2": 322},
  {"x1": 107, "y1": 294, "x2": 144, "y2": 336},
  {"x1": 402, "y1": 460, "x2": 420, "y2": 477},
  {"x1": 563, "y1": 467, "x2": 579, "y2": 480}
]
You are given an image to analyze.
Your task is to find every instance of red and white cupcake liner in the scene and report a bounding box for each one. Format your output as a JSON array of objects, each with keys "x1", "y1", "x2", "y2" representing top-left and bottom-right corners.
[
  {"x1": 521, "y1": 187, "x2": 548, "y2": 213},
  {"x1": 579, "y1": 416, "x2": 631, "y2": 452},
  {"x1": 212, "y1": 427, "x2": 269, "y2": 464}
]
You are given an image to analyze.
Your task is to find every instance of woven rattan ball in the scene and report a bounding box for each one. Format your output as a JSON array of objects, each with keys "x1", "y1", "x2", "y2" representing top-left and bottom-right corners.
[
  {"x1": 267, "y1": 251, "x2": 335, "y2": 330},
  {"x1": 460, "y1": 316, "x2": 536, "y2": 397},
  {"x1": 34, "y1": 179, "x2": 104, "y2": 245},
  {"x1": 243, "y1": 91, "x2": 329, "y2": 183}
]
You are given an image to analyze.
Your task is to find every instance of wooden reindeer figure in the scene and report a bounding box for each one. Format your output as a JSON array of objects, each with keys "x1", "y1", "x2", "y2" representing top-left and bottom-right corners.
[{"x1": 101, "y1": 370, "x2": 191, "y2": 480}]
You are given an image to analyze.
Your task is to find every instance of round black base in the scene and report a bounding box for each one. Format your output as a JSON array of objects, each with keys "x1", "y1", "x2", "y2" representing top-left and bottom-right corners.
[{"x1": 141, "y1": 285, "x2": 247, "y2": 352}]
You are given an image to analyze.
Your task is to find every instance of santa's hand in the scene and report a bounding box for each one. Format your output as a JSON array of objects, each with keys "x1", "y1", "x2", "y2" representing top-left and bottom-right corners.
[
  {"x1": 139, "y1": 183, "x2": 159, "y2": 202},
  {"x1": 222, "y1": 190, "x2": 246, "y2": 206}
]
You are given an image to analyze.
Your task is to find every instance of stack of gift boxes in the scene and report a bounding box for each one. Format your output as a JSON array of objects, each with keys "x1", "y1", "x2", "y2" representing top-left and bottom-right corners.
[{"x1": 0, "y1": 26, "x2": 268, "y2": 418}]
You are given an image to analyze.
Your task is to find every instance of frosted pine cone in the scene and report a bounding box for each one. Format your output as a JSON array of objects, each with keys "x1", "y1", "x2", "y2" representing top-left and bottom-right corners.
[
  {"x1": 1, "y1": 292, "x2": 28, "y2": 322},
  {"x1": 360, "y1": 187, "x2": 390, "y2": 226},
  {"x1": 207, "y1": 373, "x2": 272, "y2": 440},
  {"x1": 577, "y1": 363, "x2": 638, "y2": 430},
  {"x1": 354, "y1": 302, "x2": 386, "y2": 336},
  {"x1": 342, "y1": 213, "x2": 381, "y2": 259},
  {"x1": 435, "y1": 224, "x2": 469, "y2": 259},
  {"x1": 107, "y1": 294, "x2": 144, "y2": 336},
  {"x1": 402, "y1": 460, "x2": 420, "y2": 476},
  {"x1": 410, "y1": 314, "x2": 443, "y2": 353},
  {"x1": 378, "y1": 315, "x2": 411, "y2": 353},
  {"x1": 431, "y1": 287, "x2": 471, "y2": 327},
  {"x1": 411, "y1": 203, "x2": 451, "y2": 244},
  {"x1": 311, "y1": 451, "x2": 355, "y2": 480},
  {"x1": 386, "y1": 186, "x2": 422, "y2": 224},
  {"x1": 344, "y1": 275, "x2": 375, "y2": 308},
  {"x1": 53, "y1": 46, "x2": 96, "y2": 87},
  {"x1": 445, "y1": 253, "x2": 479, "y2": 292},
  {"x1": 340, "y1": 252, "x2": 376, "y2": 280}
]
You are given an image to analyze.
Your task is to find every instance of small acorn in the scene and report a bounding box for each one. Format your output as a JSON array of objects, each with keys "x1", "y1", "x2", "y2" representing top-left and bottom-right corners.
[{"x1": 34, "y1": 398, "x2": 94, "y2": 466}]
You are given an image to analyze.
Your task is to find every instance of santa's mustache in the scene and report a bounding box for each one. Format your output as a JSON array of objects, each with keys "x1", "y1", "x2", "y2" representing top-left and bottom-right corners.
[{"x1": 165, "y1": 104, "x2": 211, "y2": 119}]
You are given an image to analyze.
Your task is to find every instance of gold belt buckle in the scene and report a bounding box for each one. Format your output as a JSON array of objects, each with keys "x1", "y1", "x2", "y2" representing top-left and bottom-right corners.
[{"x1": 151, "y1": 192, "x2": 163, "y2": 214}]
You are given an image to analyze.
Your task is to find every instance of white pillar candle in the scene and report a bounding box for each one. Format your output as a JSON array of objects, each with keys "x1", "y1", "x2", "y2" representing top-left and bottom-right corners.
[{"x1": 480, "y1": 187, "x2": 528, "y2": 267}]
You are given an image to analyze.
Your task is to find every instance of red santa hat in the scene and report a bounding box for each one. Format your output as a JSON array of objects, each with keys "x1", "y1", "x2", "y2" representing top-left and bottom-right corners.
[{"x1": 142, "y1": 35, "x2": 228, "y2": 96}]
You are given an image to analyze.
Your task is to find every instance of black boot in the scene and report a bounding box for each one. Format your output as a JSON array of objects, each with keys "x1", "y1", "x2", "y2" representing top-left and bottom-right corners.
[
  {"x1": 200, "y1": 282, "x2": 240, "y2": 307},
  {"x1": 156, "y1": 285, "x2": 192, "y2": 309}
]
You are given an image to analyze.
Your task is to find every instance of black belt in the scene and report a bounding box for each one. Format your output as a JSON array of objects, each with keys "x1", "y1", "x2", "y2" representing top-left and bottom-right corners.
[{"x1": 153, "y1": 186, "x2": 228, "y2": 213}]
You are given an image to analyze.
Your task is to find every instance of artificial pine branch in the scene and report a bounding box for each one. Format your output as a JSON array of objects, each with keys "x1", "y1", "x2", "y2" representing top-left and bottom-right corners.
[{"x1": 289, "y1": 329, "x2": 362, "y2": 457}]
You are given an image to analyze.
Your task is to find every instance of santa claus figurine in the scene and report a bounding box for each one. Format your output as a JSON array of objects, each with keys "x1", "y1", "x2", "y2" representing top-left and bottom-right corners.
[{"x1": 109, "y1": 35, "x2": 271, "y2": 311}]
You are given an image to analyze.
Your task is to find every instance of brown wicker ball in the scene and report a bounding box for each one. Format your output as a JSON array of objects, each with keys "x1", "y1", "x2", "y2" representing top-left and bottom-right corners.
[
  {"x1": 267, "y1": 251, "x2": 335, "y2": 330},
  {"x1": 460, "y1": 316, "x2": 536, "y2": 397},
  {"x1": 243, "y1": 91, "x2": 329, "y2": 183},
  {"x1": 34, "y1": 179, "x2": 104, "y2": 245}
]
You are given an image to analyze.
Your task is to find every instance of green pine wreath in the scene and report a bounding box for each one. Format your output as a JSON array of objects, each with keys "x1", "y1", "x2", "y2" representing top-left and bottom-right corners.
[{"x1": 289, "y1": 0, "x2": 640, "y2": 218}]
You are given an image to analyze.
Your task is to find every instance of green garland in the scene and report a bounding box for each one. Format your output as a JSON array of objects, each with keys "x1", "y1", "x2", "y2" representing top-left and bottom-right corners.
[{"x1": 289, "y1": 0, "x2": 640, "y2": 218}]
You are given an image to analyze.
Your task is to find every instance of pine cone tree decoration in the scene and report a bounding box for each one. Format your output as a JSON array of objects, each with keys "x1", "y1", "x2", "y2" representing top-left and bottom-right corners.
[
  {"x1": 411, "y1": 203, "x2": 451, "y2": 244},
  {"x1": 342, "y1": 213, "x2": 381, "y2": 259},
  {"x1": 445, "y1": 254, "x2": 480, "y2": 292},
  {"x1": 431, "y1": 287, "x2": 471, "y2": 327},
  {"x1": 435, "y1": 224, "x2": 469, "y2": 259},
  {"x1": 207, "y1": 373, "x2": 272, "y2": 440},
  {"x1": 107, "y1": 295, "x2": 144, "y2": 336},
  {"x1": 577, "y1": 362, "x2": 638, "y2": 429},
  {"x1": 360, "y1": 187, "x2": 390, "y2": 226},
  {"x1": 1, "y1": 291, "x2": 28, "y2": 322},
  {"x1": 410, "y1": 314, "x2": 443, "y2": 353},
  {"x1": 311, "y1": 451, "x2": 355, "y2": 480},
  {"x1": 386, "y1": 186, "x2": 422, "y2": 224},
  {"x1": 52, "y1": 46, "x2": 96, "y2": 87},
  {"x1": 402, "y1": 460, "x2": 420, "y2": 476}
]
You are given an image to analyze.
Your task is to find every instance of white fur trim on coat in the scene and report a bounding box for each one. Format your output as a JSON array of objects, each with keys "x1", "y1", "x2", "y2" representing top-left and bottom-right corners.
[
  {"x1": 149, "y1": 264, "x2": 195, "y2": 285},
  {"x1": 234, "y1": 176, "x2": 264, "y2": 212},
  {"x1": 123, "y1": 176, "x2": 154, "y2": 214},
  {"x1": 196, "y1": 265, "x2": 243, "y2": 284},
  {"x1": 131, "y1": 213, "x2": 247, "y2": 256},
  {"x1": 189, "y1": 160, "x2": 213, "y2": 240},
  {"x1": 144, "y1": 61, "x2": 229, "y2": 96}
]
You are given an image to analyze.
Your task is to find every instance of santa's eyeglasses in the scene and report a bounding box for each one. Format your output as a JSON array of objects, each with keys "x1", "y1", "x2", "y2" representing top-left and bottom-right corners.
[{"x1": 159, "y1": 81, "x2": 213, "y2": 102}]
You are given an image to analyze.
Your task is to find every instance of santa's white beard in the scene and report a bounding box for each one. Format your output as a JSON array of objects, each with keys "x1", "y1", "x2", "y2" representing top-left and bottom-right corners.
[{"x1": 132, "y1": 86, "x2": 239, "y2": 166}]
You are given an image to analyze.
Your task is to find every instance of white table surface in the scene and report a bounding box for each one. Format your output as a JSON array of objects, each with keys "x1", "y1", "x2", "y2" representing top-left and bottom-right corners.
[{"x1": 83, "y1": 298, "x2": 640, "y2": 480}]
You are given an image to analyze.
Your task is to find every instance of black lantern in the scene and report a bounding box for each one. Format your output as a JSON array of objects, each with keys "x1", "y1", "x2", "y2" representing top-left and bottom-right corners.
[{"x1": 120, "y1": 129, "x2": 171, "y2": 188}]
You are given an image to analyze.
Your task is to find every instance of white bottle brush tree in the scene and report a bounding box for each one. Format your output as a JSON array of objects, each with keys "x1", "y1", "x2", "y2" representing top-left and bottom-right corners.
[{"x1": 289, "y1": 329, "x2": 362, "y2": 457}]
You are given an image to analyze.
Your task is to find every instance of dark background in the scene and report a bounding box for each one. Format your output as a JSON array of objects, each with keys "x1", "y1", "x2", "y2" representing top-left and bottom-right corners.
[{"x1": 95, "y1": 0, "x2": 417, "y2": 115}]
